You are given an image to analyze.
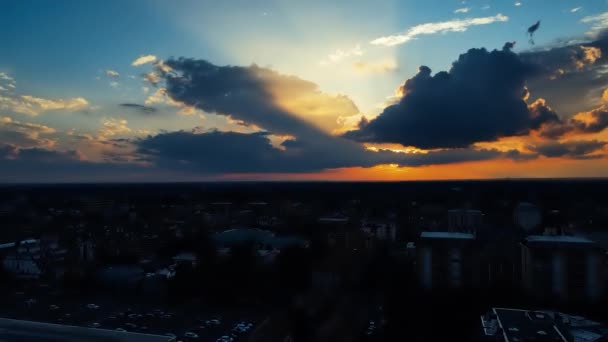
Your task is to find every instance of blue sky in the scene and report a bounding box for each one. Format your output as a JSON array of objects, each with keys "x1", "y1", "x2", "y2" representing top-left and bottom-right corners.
[
  {"x1": 2, "y1": 0, "x2": 602, "y2": 111},
  {"x1": 1, "y1": 0, "x2": 608, "y2": 181}
]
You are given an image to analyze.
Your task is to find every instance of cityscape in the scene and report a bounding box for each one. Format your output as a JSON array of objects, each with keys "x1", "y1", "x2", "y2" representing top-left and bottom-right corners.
[
  {"x1": 2, "y1": 0, "x2": 608, "y2": 340},
  {"x1": 0, "y1": 181, "x2": 607, "y2": 341}
]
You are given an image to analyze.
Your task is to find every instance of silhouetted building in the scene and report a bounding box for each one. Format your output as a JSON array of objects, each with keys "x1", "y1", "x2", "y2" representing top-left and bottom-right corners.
[
  {"x1": 521, "y1": 234, "x2": 606, "y2": 302},
  {"x1": 514, "y1": 202, "x2": 542, "y2": 232},
  {"x1": 448, "y1": 209, "x2": 482, "y2": 233},
  {"x1": 360, "y1": 218, "x2": 397, "y2": 242},
  {"x1": 418, "y1": 231, "x2": 478, "y2": 290}
]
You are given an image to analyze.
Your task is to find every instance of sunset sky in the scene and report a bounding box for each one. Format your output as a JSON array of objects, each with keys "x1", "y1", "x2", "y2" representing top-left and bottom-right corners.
[{"x1": 1, "y1": 0, "x2": 608, "y2": 182}]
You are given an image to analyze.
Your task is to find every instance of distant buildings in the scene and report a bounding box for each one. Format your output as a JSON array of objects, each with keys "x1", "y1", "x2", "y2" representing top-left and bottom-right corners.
[
  {"x1": 2, "y1": 239, "x2": 42, "y2": 279},
  {"x1": 481, "y1": 307, "x2": 608, "y2": 341},
  {"x1": 448, "y1": 209, "x2": 483, "y2": 233},
  {"x1": 418, "y1": 231, "x2": 478, "y2": 290},
  {"x1": 360, "y1": 218, "x2": 397, "y2": 242},
  {"x1": 514, "y1": 202, "x2": 542, "y2": 232},
  {"x1": 521, "y1": 234, "x2": 606, "y2": 302}
]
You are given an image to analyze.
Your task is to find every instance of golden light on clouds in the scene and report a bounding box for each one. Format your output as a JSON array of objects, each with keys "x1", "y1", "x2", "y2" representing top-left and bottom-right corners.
[{"x1": 574, "y1": 45, "x2": 602, "y2": 69}]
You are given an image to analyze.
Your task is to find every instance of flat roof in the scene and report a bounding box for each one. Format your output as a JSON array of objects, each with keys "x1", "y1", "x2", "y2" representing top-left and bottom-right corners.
[
  {"x1": 525, "y1": 235, "x2": 593, "y2": 244},
  {"x1": 420, "y1": 232, "x2": 475, "y2": 240},
  {"x1": 492, "y1": 308, "x2": 567, "y2": 342},
  {"x1": 0, "y1": 318, "x2": 175, "y2": 342},
  {"x1": 448, "y1": 209, "x2": 482, "y2": 213}
]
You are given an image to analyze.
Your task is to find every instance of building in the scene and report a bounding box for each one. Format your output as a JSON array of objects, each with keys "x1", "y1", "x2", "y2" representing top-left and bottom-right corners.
[
  {"x1": 521, "y1": 234, "x2": 606, "y2": 302},
  {"x1": 2, "y1": 239, "x2": 43, "y2": 279},
  {"x1": 481, "y1": 307, "x2": 608, "y2": 341},
  {"x1": 448, "y1": 209, "x2": 483, "y2": 233},
  {"x1": 418, "y1": 231, "x2": 478, "y2": 290},
  {"x1": 360, "y1": 219, "x2": 397, "y2": 242},
  {"x1": 0, "y1": 318, "x2": 175, "y2": 341},
  {"x1": 514, "y1": 202, "x2": 542, "y2": 232}
]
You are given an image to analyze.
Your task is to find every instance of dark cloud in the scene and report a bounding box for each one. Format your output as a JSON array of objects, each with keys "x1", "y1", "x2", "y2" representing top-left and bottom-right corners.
[
  {"x1": 539, "y1": 106, "x2": 608, "y2": 138},
  {"x1": 344, "y1": 46, "x2": 547, "y2": 149},
  {"x1": 158, "y1": 58, "x2": 360, "y2": 137},
  {"x1": 529, "y1": 140, "x2": 606, "y2": 159},
  {"x1": 0, "y1": 144, "x2": 151, "y2": 182},
  {"x1": 520, "y1": 33, "x2": 608, "y2": 116},
  {"x1": 135, "y1": 130, "x2": 530, "y2": 173},
  {"x1": 119, "y1": 103, "x2": 157, "y2": 114}
]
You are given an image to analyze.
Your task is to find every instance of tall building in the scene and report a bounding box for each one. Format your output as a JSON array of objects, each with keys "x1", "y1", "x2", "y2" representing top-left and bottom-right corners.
[
  {"x1": 418, "y1": 231, "x2": 478, "y2": 290},
  {"x1": 521, "y1": 234, "x2": 606, "y2": 302},
  {"x1": 448, "y1": 209, "x2": 483, "y2": 233}
]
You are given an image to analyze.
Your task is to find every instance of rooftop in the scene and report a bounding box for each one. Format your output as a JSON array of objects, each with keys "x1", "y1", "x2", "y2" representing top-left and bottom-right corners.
[
  {"x1": 0, "y1": 318, "x2": 174, "y2": 342},
  {"x1": 420, "y1": 231, "x2": 475, "y2": 240},
  {"x1": 482, "y1": 308, "x2": 608, "y2": 342},
  {"x1": 525, "y1": 235, "x2": 593, "y2": 244},
  {"x1": 491, "y1": 308, "x2": 566, "y2": 342}
]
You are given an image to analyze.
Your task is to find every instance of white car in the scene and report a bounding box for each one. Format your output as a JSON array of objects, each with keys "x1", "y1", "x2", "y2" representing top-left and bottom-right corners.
[
  {"x1": 206, "y1": 319, "x2": 221, "y2": 325},
  {"x1": 86, "y1": 304, "x2": 99, "y2": 309},
  {"x1": 184, "y1": 332, "x2": 199, "y2": 338},
  {"x1": 49, "y1": 305, "x2": 60, "y2": 310}
]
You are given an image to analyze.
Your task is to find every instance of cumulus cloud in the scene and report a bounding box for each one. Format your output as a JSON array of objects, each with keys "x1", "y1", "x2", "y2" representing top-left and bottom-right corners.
[
  {"x1": 529, "y1": 140, "x2": 606, "y2": 159},
  {"x1": 105, "y1": 70, "x2": 120, "y2": 78},
  {"x1": 454, "y1": 7, "x2": 470, "y2": 14},
  {"x1": 0, "y1": 116, "x2": 57, "y2": 148},
  {"x1": 582, "y1": 12, "x2": 608, "y2": 37},
  {"x1": 344, "y1": 45, "x2": 550, "y2": 149},
  {"x1": 132, "y1": 54, "x2": 157, "y2": 66},
  {"x1": 0, "y1": 94, "x2": 89, "y2": 116},
  {"x1": 370, "y1": 14, "x2": 508, "y2": 47},
  {"x1": 98, "y1": 118, "x2": 131, "y2": 137},
  {"x1": 144, "y1": 72, "x2": 161, "y2": 85},
  {"x1": 538, "y1": 105, "x2": 608, "y2": 138},
  {"x1": 519, "y1": 33, "x2": 608, "y2": 116},
  {"x1": 156, "y1": 58, "x2": 360, "y2": 133}
]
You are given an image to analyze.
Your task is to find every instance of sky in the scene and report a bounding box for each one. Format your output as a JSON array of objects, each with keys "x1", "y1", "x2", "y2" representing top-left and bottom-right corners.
[{"x1": 1, "y1": 0, "x2": 608, "y2": 182}]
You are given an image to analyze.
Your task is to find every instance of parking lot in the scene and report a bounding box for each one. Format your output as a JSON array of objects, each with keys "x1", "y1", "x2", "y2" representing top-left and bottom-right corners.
[{"x1": 0, "y1": 287, "x2": 263, "y2": 342}]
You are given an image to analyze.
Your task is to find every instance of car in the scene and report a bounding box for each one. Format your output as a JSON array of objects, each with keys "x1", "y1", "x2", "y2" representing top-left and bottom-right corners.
[
  {"x1": 184, "y1": 332, "x2": 199, "y2": 338},
  {"x1": 49, "y1": 305, "x2": 60, "y2": 310},
  {"x1": 115, "y1": 328, "x2": 126, "y2": 332},
  {"x1": 89, "y1": 322, "x2": 101, "y2": 328},
  {"x1": 86, "y1": 304, "x2": 99, "y2": 309}
]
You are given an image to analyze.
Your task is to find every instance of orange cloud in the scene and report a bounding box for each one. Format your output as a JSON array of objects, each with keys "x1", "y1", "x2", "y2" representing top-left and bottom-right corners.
[{"x1": 219, "y1": 157, "x2": 608, "y2": 181}]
